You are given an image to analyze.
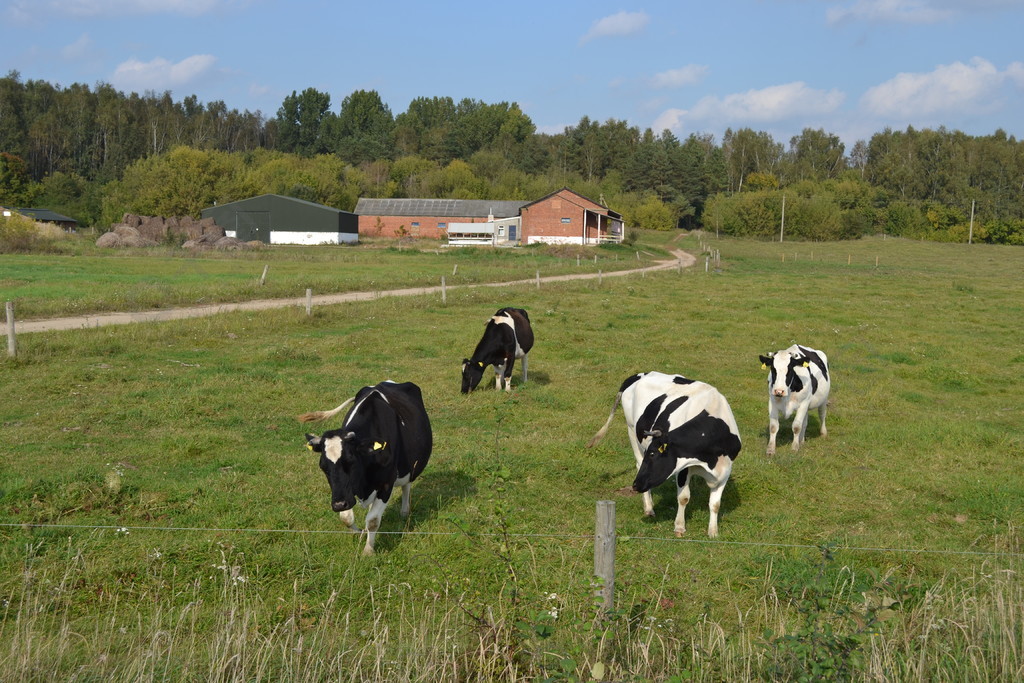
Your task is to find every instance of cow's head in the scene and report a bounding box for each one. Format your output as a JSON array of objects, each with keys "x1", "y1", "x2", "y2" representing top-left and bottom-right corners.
[
  {"x1": 305, "y1": 431, "x2": 391, "y2": 512},
  {"x1": 461, "y1": 359, "x2": 485, "y2": 393},
  {"x1": 760, "y1": 350, "x2": 809, "y2": 398},
  {"x1": 632, "y1": 429, "x2": 678, "y2": 493}
]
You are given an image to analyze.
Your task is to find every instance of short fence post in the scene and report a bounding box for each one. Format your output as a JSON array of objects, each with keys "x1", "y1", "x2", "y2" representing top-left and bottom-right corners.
[
  {"x1": 536, "y1": 269, "x2": 540, "y2": 289},
  {"x1": 441, "y1": 276, "x2": 447, "y2": 305},
  {"x1": 259, "y1": 264, "x2": 269, "y2": 286},
  {"x1": 594, "y1": 500, "x2": 616, "y2": 612},
  {"x1": 705, "y1": 256, "x2": 709, "y2": 273},
  {"x1": 6, "y1": 301, "x2": 15, "y2": 358},
  {"x1": 577, "y1": 255, "x2": 581, "y2": 267},
  {"x1": 305, "y1": 288, "x2": 312, "y2": 316},
  {"x1": 453, "y1": 264, "x2": 458, "y2": 276}
]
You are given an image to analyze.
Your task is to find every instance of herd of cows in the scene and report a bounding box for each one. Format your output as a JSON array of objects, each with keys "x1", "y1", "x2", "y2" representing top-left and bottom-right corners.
[{"x1": 298, "y1": 307, "x2": 831, "y2": 555}]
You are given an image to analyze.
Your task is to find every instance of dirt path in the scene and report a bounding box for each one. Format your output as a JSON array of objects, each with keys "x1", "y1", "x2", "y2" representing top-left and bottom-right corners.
[{"x1": 14, "y1": 249, "x2": 696, "y2": 334}]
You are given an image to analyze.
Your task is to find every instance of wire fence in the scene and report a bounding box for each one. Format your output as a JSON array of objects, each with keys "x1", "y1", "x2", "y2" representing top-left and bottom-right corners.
[{"x1": 3, "y1": 522, "x2": 1021, "y2": 560}]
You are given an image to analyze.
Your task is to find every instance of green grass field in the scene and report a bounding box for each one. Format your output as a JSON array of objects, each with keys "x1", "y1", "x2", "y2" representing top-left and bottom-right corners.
[
  {"x1": 1, "y1": 233, "x2": 1022, "y2": 681},
  {"x1": 0, "y1": 237, "x2": 668, "y2": 319}
]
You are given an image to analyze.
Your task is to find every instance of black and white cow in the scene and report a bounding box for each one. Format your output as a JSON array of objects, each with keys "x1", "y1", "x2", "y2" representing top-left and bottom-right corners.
[
  {"x1": 461, "y1": 307, "x2": 534, "y2": 393},
  {"x1": 299, "y1": 381, "x2": 432, "y2": 555},
  {"x1": 759, "y1": 344, "x2": 830, "y2": 456},
  {"x1": 587, "y1": 372, "x2": 742, "y2": 538}
]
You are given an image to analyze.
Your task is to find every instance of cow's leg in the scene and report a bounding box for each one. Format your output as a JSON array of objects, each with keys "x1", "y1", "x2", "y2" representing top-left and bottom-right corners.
[
  {"x1": 792, "y1": 402, "x2": 811, "y2": 452},
  {"x1": 766, "y1": 401, "x2": 780, "y2": 456},
  {"x1": 362, "y1": 498, "x2": 388, "y2": 556},
  {"x1": 520, "y1": 354, "x2": 528, "y2": 383},
  {"x1": 818, "y1": 402, "x2": 828, "y2": 438},
  {"x1": 494, "y1": 362, "x2": 505, "y2": 391},
  {"x1": 503, "y1": 356, "x2": 516, "y2": 392},
  {"x1": 338, "y1": 509, "x2": 360, "y2": 532},
  {"x1": 673, "y1": 468, "x2": 691, "y2": 537},
  {"x1": 400, "y1": 482, "x2": 411, "y2": 517},
  {"x1": 627, "y1": 429, "x2": 654, "y2": 517},
  {"x1": 704, "y1": 457, "x2": 733, "y2": 538}
]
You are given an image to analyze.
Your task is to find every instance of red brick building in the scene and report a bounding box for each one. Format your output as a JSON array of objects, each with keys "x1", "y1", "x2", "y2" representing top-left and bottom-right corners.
[
  {"x1": 354, "y1": 188, "x2": 623, "y2": 245},
  {"x1": 519, "y1": 188, "x2": 623, "y2": 245}
]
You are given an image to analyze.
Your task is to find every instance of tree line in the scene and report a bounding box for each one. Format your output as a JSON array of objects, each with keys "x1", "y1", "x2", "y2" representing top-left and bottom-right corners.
[{"x1": 1, "y1": 71, "x2": 1022, "y2": 244}]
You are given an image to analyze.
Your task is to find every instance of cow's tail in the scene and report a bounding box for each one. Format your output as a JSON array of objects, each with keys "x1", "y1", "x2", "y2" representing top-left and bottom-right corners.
[
  {"x1": 297, "y1": 397, "x2": 355, "y2": 423},
  {"x1": 586, "y1": 391, "x2": 623, "y2": 448}
]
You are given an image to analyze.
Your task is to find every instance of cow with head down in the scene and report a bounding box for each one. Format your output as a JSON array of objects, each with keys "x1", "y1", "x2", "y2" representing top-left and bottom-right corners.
[
  {"x1": 299, "y1": 381, "x2": 432, "y2": 556},
  {"x1": 461, "y1": 307, "x2": 534, "y2": 393},
  {"x1": 587, "y1": 372, "x2": 742, "y2": 538},
  {"x1": 759, "y1": 344, "x2": 831, "y2": 456}
]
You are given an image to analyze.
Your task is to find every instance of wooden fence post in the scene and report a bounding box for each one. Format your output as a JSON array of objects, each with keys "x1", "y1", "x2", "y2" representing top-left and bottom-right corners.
[
  {"x1": 536, "y1": 270, "x2": 540, "y2": 289},
  {"x1": 259, "y1": 264, "x2": 269, "y2": 286},
  {"x1": 5, "y1": 301, "x2": 15, "y2": 358},
  {"x1": 594, "y1": 500, "x2": 616, "y2": 612},
  {"x1": 305, "y1": 289, "x2": 312, "y2": 316},
  {"x1": 441, "y1": 276, "x2": 447, "y2": 305}
]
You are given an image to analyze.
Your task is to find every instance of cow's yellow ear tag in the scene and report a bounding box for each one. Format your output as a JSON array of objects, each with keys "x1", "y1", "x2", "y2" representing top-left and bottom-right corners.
[
  {"x1": 373, "y1": 441, "x2": 386, "y2": 450},
  {"x1": 306, "y1": 444, "x2": 313, "y2": 451},
  {"x1": 761, "y1": 363, "x2": 767, "y2": 370},
  {"x1": 478, "y1": 361, "x2": 484, "y2": 367},
  {"x1": 658, "y1": 443, "x2": 667, "y2": 453},
  {"x1": 803, "y1": 361, "x2": 810, "y2": 367}
]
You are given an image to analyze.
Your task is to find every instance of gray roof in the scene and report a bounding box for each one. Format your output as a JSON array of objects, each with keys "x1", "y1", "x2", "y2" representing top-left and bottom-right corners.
[
  {"x1": 14, "y1": 208, "x2": 78, "y2": 224},
  {"x1": 355, "y1": 198, "x2": 529, "y2": 219}
]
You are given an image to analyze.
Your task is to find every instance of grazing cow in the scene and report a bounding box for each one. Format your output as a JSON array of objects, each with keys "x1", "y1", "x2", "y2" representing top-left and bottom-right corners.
[
  {"x1": 461, "y1": 307, "x2": 534, "y2": 393},
  {"x1": 759, "y1": 344, "x2": 830, "y2": 456},
  {"x1": 298, "y1": 381, "x2": 432, "y2": 555},
  {"x1": 587, "y1": 372, "x2": 742, "y2": 538}
]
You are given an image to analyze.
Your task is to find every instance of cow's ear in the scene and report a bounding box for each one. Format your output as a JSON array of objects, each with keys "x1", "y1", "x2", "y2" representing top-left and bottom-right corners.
[
  {"x1": 305, "y1": 434, "x2": 323, "y2": 453},
  {"x1": 759, "y1": 354, "x2": 773, "y2": 369},
  {"x1": 462, "y1": 359, "x2": 469, "y2": 369},
  {"x1": 341, "y1": 431, "x2": 357, "y2": 442}
]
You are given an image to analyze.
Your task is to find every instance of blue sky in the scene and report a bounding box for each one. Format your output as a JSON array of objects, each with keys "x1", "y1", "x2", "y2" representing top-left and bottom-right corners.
[{"x1": 4, "y1": 0, "x2": 1024, "y2": 149}]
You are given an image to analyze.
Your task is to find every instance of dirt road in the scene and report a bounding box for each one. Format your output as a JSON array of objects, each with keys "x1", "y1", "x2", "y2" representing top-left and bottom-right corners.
[{"x1": 13, "y1": 250, "x2": 695, "y2": 334}]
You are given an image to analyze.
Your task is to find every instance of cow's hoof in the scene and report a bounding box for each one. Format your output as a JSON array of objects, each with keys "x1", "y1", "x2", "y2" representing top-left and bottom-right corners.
[
  {"x1": 643, "y1": 510, "x2": 655, "y2": 518},
  {"x1": 362, "y1": 546, "x2": 375, "y2": 557},
  {"x1": 674, "y1": 530, "x2": 685, "y2": 538}
]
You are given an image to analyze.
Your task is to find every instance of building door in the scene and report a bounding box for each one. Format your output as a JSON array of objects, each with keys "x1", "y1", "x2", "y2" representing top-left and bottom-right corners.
[{"x1": 236, "y1": 211, "x2": 271, "y2": 243}]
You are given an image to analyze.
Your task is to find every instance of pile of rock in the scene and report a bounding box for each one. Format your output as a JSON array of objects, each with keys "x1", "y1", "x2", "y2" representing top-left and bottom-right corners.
[{"x1": 96, "y1": 214, "x2": 260, "y2": 250}]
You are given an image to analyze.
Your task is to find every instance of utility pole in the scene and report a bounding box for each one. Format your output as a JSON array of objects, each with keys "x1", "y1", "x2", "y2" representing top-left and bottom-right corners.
[
  {"x1": 968, "y1": 199, "x2": 975, "y2": 245},
  {"x1": 779, "y1": 194, "x2": 786, "y2": 243}
]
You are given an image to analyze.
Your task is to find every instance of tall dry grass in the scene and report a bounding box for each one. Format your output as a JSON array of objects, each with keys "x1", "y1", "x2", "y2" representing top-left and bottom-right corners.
[{"x1": 2, "y1": 535, "x2": 1021, "y2": 681}]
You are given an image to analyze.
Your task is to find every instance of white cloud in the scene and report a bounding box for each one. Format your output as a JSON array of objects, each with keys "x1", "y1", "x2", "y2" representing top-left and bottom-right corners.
[
  {"x1": 826, "y1": 0, "x2": 954, "y2": 25},
  {"x1": 688, "y1": 82, "x2": 846, "y2": 123},
  {"x1": 1006, "y1": 61, "x2": 1024, "y2": 88},
  {"x1": 61, "y1": 34, "x2": 95, "y2": 61},
  {"x1": 652, "y1": 108, "x2": 687, "y2": 133},
  {"x1": 580, "y1": 11, "x2": 649, "y2": 45},
  {"x1": 860, "y1": 57, "x2": 1008, "y2": 117},
  {"x1": 111, "y1": 54, "x2": 217, "y2": 91},
  {"x1": 649, "y1": 65, "x2": 708, "y2": 89}
]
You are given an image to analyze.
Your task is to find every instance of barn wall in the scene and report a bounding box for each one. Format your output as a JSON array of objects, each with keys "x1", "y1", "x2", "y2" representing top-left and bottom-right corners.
[
  {"x1": 520, "y1": 189, "x2": 608, "y2": 245},
  {"x1": 358, "y1": 215, "x2": 485, "y2": 240}
]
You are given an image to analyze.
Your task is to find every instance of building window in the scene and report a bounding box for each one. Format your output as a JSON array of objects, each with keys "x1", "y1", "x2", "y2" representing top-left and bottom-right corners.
[
  {"x1": 411, "y1": 221, "x2": 420, "y2": 227},
  {"x1": 498, "y1": 226, "x2": 505, "y2": 236},
  {"x1": 561, "y1": 217, "x2": 571, "y2": 223},
  {"x1": 438, "y1": 222, "x2": 447, "y2": 228}
]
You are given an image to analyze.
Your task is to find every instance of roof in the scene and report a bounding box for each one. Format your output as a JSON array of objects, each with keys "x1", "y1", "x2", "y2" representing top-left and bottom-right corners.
[
  {"x1": 13, "y1": 207, "x2": 78, "y2": 224},
  {"x1": 521, "y1": 187, "x2": 622, "y2": 219},
  {"x1": 354, "y1": 198, "x2": 529, "y2": 219},
  {"x1": 206, "y1": 193, "x2": 351, "y2": 214}
]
